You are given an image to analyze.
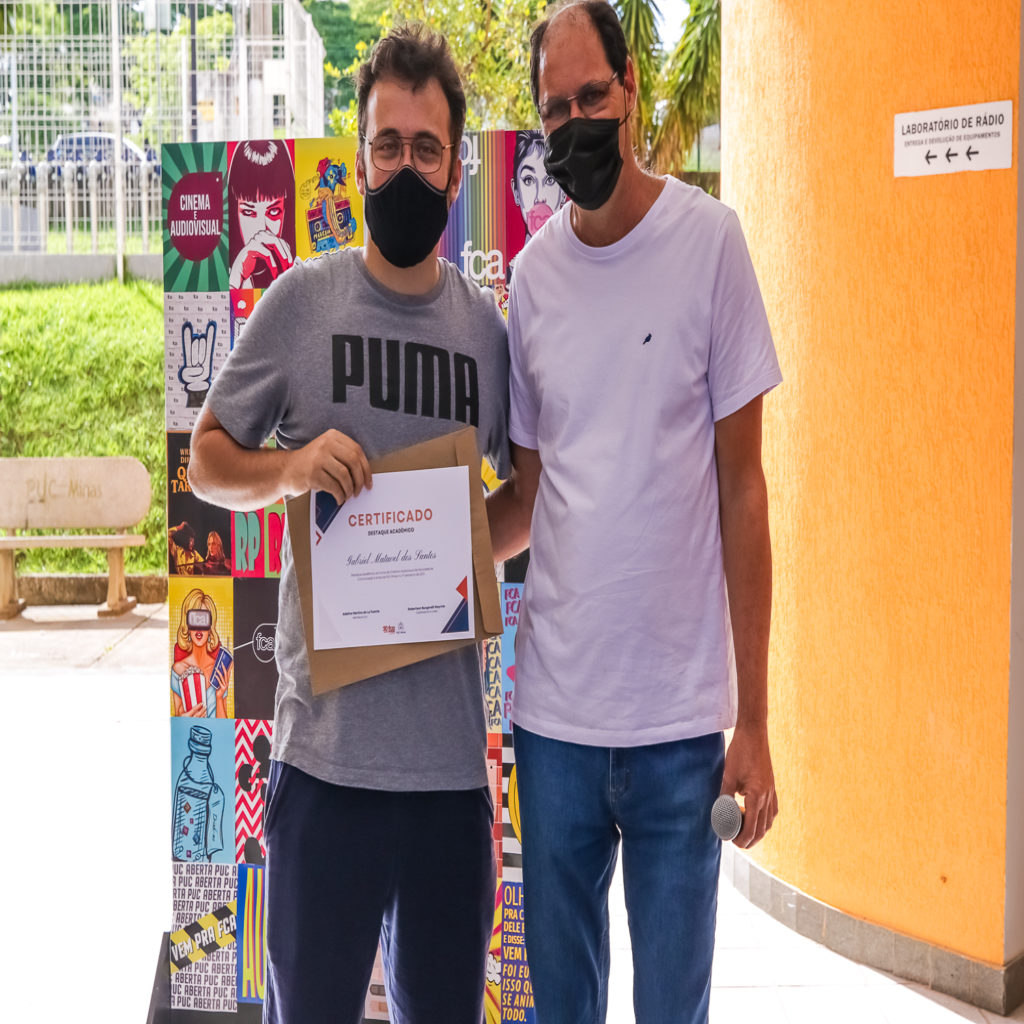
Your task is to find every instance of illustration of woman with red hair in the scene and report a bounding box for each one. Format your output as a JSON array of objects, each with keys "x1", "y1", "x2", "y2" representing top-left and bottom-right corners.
[{"x1": 228, "y1": 139, "x2": 296, "y2": 289}]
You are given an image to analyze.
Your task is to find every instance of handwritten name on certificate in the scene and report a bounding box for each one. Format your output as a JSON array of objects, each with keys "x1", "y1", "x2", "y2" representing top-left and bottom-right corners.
[{"x1": 309, "y1": 465, "x2": 475, "y2": 650}]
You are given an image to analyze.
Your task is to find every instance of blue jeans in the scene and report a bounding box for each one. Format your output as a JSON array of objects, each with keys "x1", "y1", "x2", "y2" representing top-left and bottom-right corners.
[{"x1": 512, "y1": 726, "x2": 725, "y2": 1024}]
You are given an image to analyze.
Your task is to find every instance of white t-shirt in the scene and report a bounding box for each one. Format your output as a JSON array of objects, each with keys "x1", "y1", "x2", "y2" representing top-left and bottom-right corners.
[{"x1": 508, "y1": 177, "x2": 781, "y2": 746}]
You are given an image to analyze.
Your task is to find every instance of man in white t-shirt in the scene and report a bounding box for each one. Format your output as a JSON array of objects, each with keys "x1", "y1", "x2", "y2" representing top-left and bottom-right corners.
[{"x1": 486, "y1": 3, "x2": 781, "y2": 1021}]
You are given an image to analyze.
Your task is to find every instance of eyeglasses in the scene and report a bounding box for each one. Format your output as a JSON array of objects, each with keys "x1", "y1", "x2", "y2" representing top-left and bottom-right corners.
[
  {"x1": 363, "y1": 133, "x2": 455, "y2": 174},
  {"x1": 539, "y1": 73, "x2": 620, "y2": 130}
]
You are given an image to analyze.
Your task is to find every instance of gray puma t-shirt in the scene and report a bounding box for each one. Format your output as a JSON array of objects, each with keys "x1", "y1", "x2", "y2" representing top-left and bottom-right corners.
[{"x1": 206, "y1": 247, "x2": 509, "y2": 791}]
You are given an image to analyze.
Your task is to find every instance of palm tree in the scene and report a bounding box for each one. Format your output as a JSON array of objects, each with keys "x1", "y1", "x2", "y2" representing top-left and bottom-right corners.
[
  {"x1": 653, "y1": 0, "x2": 720, "y2": 175},
  {"x1": 615, "y1": 0, "x2": 662, "y2": 164}
]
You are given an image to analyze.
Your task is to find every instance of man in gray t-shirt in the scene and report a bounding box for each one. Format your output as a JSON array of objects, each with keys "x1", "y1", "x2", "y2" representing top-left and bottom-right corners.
[{"x1": 189, "y1": 25, "x2": 508, "y2": 1024}]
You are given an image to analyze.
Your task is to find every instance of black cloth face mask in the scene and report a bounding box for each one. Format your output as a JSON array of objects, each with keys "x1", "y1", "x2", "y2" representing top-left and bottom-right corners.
[
  {"x1": 364, "y1": 165, "x2": 450, "y2": 269},
  {"x1": 543, "y1": 115, "x2": 624, "y2": 211}
]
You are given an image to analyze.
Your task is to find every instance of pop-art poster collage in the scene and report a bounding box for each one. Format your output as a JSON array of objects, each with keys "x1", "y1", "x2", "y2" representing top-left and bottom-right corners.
[{"x1": 163, "y1": 131, "x2": 565, "y2": 1020}]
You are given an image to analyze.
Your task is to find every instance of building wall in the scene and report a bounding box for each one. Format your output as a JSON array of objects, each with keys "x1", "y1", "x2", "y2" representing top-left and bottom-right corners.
[
  {"x1": 1008, "y1": 14, "x2": 1024, "y2": 962},
  {"x1": 723, "y1": 0, "x2": 1020, "y2": 965}
]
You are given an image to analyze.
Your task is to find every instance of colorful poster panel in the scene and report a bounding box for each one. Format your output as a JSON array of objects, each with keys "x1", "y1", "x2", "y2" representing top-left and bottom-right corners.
[
  {"x1": 161, "y1": 131, "x2": 548, "y2": 1019},
  {"x1": 501, "y1": 880, "x2": 536, "y2": 1024},
  {"x1": 484, "y1": 636, "x2": 503, "y2": 732},
  {"x1": 500, "y1": 583, "x2": 523, "y2": 732},
  {"x1": 487, "y1": 734, "x2": 503, "y2": 875},
  {"x1": 169, "y1": 575, "x2": 235, "y2": 721},
  {"x1": 485, "y1": 885, "x2": 503, "y2": 1024},
  {"x1": 167, "y1": 430, "x2": 234, "y2": 577},
  {"x1": 226, "y1": 140, "x2": 297, "y2": 290},
  {"x1": 294, "y1": 137, "x2": 364, "y2": 259},
  {"x1": 504, "y1": 129, "x2": 568, "y2": 288},
  {"x1": 170, "y1": 861, "x2": 238, "y2": 1013},
  {"x1": 171, "y1": 718, "x2": 237, "y2": 866},
  {"x1": 499, "y1": 619, "x2": 536, "y2": 1024},
  {"x1": 232, "y1": 577, "x2": 281, "y2": 722},
  {"x1": 235, "y1": 719, "x2": 273, "y2": 865},
  {"x1": 364, "y1": 944, "x2": 390, "y2": 1022},
  {"x1": 230, "y1": 288, "x2": 263, "y2": 349},
  {"x1": 237, "y1": 864, "x2": 267, "y2": 1005},
  {"x1": 232, "y1": 502, "x2": 285, "y2": 580},
  {"x1": 163, "y1": 142, "x2": 229, "y2": 292},
  {"x1": 501, "y1": 731, "x2": 522, "y2": 881},
  {"x1": 164, "y1": 291, "x2": 232, "y2": 431},
  {"x1": 441, "y1": 131, "x2": 511, "y2": 309}
]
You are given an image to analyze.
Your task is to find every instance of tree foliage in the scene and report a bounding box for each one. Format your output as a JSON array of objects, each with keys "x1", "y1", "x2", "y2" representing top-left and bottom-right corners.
[
  {"x1": 301, "y1": 0, "x2": 386, "y2": 121},
  {"x1": 616, "y1": 0, "x2": 660, "y2": 164},
  {"x1": 654, "y1": 0, "x2": 719, "y2": 174},
  {"x1": 329, "y1": 0, "x2": 549, "y2": 138},
  {"x1": 614, "y1": 0, "x2": 722, "y2": 175},
  {"x1": 3, "y1": 0, "x2": 719, "y2": 174},
  {"x1": 120, "y1": 10, "x2": 236, "y2": 145},
  {"x1": 328, "y1": 0, "x2": 719, "y2": 177}
]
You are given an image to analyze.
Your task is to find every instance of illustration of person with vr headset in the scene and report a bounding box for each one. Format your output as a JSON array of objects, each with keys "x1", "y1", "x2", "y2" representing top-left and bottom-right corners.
[{"x1": 170, "y1": 587, "x2": 231, "y2": 718}]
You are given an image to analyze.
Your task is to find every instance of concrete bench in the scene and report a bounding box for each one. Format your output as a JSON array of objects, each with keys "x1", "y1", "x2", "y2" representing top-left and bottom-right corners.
[{"x1": 0, "y1": 456, "x2": 151, "y2": 618}]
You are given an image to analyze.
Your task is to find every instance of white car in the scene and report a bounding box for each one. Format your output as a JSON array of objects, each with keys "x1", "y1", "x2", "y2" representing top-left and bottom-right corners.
[{"x1": 48, "y1": 132, "x2": 159, "y2": 181}]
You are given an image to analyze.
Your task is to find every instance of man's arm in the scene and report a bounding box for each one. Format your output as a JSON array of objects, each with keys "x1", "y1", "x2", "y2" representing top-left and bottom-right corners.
[
  {"x1": 188, "y1": 405, "x2": 372, "y2": 512},
  {"x1": 715, "y1": 394, "x2": 779, "y2": 849},
  {"x1": 486, "y1": 443, "x2": 542, "y2": 564}
]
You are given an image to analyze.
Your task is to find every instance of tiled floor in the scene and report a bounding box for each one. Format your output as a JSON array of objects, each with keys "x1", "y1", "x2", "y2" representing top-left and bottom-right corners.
[
  {"x1": 606, "y1": 854, "x2": 1024, "y2": 1023},
  {"x1": 3, "y1": 601, "x2": 1022, "y2": 1024},
  {"x1": 1, "y1": 601, "x2": 171, "y2": 1024}
]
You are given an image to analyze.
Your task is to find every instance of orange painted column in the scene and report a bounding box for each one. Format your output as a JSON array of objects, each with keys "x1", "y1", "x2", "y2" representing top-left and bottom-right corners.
[{"x1": 723, "y1": 0, "x2": 1022, "y2": 967}]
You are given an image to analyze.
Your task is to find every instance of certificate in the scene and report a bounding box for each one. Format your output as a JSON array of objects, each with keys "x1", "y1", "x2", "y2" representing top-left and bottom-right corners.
[
  {"x1": 309, "y1": 465, "x2": 475, "y2": 650},
  {"x1": 287, "y1": 426, "x2": 502, "y2": 695}
]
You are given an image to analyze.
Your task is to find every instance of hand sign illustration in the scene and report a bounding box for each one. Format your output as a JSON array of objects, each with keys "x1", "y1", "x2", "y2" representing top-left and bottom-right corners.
[{"x1": 179, "y1": 320, "x2": 217, "y2": 403}]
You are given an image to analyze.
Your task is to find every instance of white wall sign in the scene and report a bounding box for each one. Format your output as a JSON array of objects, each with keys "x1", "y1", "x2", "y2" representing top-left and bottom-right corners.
[{"x1": 894, "y1": 101, "x2": 1013, "y2": 177}]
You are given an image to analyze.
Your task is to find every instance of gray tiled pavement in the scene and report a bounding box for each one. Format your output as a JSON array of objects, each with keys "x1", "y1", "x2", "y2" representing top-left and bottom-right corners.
[{"x1": 2, "y1": 602, "x2": 1021, "y2": 1024}]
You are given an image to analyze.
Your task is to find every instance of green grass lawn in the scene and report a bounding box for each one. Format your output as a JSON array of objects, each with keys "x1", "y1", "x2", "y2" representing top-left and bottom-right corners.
[{"x1": 0, "y1": 278, "x2": 167, "y2": 574}]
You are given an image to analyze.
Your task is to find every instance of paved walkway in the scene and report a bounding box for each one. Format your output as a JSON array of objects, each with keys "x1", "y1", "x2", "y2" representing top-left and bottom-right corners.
[{"x1": 3, "y1": 603, "x2": 1021, "y2": 1024}]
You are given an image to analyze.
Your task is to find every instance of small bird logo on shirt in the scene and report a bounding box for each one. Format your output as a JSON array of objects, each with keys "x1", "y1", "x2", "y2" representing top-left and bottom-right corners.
[{"x1": 642, "y1": 333, "x2": 652, "y2": 345}]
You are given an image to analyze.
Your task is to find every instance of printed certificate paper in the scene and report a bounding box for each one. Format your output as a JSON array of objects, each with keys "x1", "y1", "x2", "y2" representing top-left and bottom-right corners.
[{"x1": 309, "y1": 465, "x2": 474, "y2": 650}]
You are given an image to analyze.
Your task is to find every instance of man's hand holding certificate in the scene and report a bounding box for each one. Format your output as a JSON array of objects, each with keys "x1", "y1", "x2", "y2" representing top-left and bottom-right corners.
[{"x1": 310, "y1": 465, "x2": 475, "y2": 650}]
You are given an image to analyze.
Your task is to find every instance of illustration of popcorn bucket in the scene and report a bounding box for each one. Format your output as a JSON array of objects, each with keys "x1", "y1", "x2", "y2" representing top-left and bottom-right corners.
[{"x1": 179, "y1": 666, "x2": 205, "y2": 714}]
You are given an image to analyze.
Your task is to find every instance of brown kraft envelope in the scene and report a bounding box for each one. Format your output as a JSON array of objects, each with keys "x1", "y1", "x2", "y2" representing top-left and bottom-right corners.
[{"x1": 286, "y1": 425, "x2": 501, "y2": 695}]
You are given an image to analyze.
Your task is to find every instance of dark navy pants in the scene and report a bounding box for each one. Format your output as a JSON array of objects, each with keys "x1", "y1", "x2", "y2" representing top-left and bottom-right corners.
[{"x1": 262, "y1": 760, "x2": 495, "y2": 1024}]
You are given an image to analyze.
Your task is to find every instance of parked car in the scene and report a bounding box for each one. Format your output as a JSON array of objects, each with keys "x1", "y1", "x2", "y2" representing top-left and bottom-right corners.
[
  {"x1": 47, "y1": 132, "x2": 160, "y2": 183},
  {"x1": 0, "y1": 137, "x2": 38, "y2": 182}
]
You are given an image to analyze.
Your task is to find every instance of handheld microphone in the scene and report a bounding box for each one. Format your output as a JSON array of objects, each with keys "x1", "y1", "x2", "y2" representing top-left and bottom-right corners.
[{"x1": 711, "y1": 794, "x2": 743, "y2": 842}]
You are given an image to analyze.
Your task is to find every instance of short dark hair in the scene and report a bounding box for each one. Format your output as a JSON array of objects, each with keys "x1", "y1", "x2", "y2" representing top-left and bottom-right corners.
[
  {"x1": 513, "y1": 129, "x2": 544, "y2": 177},
  {"x1": 355, "y1": 24, "x2": 467, "y2": 155},
  {"x1": 529, "y1": 1, "x2": 628, "y2": 109}
]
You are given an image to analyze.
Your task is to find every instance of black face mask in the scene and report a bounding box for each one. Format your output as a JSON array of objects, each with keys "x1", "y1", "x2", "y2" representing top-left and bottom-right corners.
[
  {"x1": 543, "y1": 115, "x2": 624, "y2": 211},
  {"x1": 364, "y1": 165, "x2": 450, "y2": 269}
]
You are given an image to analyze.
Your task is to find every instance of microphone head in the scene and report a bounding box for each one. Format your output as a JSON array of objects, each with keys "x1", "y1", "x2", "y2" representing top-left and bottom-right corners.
[{"x1": 711, "y1": 794, "x2": 743, "y2": 842}]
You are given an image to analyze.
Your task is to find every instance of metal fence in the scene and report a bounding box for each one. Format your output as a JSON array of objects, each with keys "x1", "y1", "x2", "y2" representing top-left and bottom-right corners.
[
  {"x1": 0, "y1": 0, "x2": 325, "y2": 260},
  {"x1": 1, "y1": 151, "x2": 162, "y2": 254}
]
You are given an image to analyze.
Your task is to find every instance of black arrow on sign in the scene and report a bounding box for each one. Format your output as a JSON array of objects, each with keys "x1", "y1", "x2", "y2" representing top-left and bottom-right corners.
[
  {"x1": 945, "y1": 147, "x2": 958, "y2": 162},
  {"x1": 925, "y1": 150, "x2": 937, "y2": 164},
  {"x1": 966, "y1": 146, "x2": 979, "y2": 161}
]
